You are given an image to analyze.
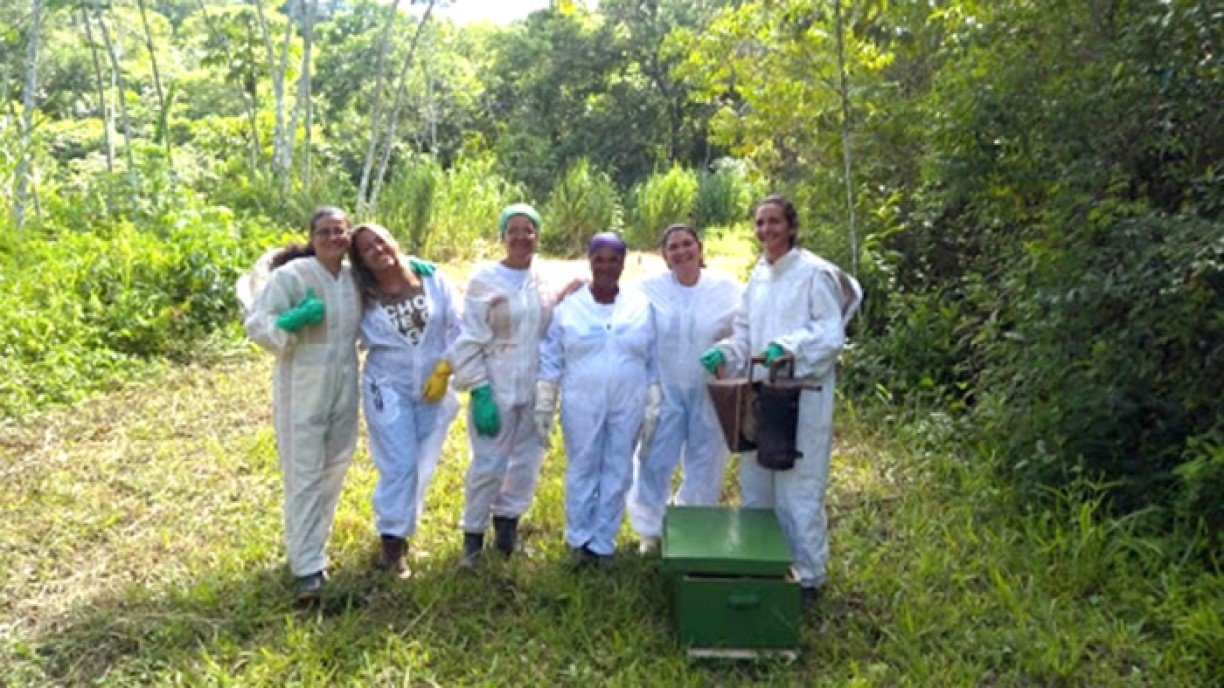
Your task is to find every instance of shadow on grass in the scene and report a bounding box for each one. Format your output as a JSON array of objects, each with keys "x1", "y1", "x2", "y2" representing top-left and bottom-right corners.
[{"x1": 18, "y1": 543, "x2": 852, "y2": 684}]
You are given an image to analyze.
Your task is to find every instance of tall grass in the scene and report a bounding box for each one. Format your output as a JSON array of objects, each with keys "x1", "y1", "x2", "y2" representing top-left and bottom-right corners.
[
  {"x1": 376, "y1": 155, "x2": 440, "y2": 253},
  {"x1": 693, "y1": 158, "x2": 761, "y2": 229},
  {"x1": 427, "y1": 155, "x2": 524, "y2": 261},
  {"x1": 374, "y1": 155, "x2": 524, "y2": 261},
  {"x1": 541, "y1": 158, "x2": 623, "y2": 257},
  {"x1": 627, "y1": 166, "x2": 698, "y2": 248}
]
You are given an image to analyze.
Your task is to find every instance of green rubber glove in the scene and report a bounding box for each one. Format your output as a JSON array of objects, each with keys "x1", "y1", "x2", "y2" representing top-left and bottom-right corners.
[
  {"x1": 408, "y1": 257, "x2": 437, "y2": 277},
  {"x1": 470, "y1": 384, "x2": 502, "y2": 437},
  {"x1": 699, "y1": 347, "x2": 726, "y2": 375},
  {"x1": 762, "y1": 342, "x2": 786, "y2": 364},
  {"x1": 275, "y1": 288, "x2": 325, "y2": 333}
]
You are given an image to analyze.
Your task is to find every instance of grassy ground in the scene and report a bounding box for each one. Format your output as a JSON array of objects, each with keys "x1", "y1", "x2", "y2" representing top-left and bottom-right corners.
[{"x1": 1, "y1": 254, "x2": 1219, "y2": 686}]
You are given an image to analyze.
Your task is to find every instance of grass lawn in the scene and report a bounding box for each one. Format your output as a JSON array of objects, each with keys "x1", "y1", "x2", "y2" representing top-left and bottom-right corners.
[{"x1": 1, "y1": 253, "x2": 1219, "y2": 686}]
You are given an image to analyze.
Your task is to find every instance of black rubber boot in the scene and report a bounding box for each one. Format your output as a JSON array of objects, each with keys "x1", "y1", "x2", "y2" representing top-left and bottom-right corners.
[
  {"x1": 492, "y1": 516, "x2": 518, "y2": 557},
  {"x1": 377, "y1": 535, "x2": 410, "y2": 578},
  {"x1": 460, "y1": 532, "x2": 484, "y2": 569}
]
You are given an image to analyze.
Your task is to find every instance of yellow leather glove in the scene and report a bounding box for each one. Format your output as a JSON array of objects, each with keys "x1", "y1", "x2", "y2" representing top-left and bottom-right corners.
[{"x1": 421, "y1": 359, "x2": 453, "y2": 403}]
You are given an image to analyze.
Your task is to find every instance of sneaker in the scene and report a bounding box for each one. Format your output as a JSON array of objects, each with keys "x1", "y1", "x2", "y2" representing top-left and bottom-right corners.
[
  {"x1": 294, "y1": 570, "x2": 327, "y2": 603},
  {"x1": 637, "y1": 536, "x2": 661, "y2": 556},
  {"x1": 377, "y1": 535, "x2": 411, "y2": 579}
]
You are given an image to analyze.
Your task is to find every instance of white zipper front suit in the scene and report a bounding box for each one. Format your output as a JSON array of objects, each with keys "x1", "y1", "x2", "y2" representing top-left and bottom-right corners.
[
  {"x1": 539, "y1": 286, "x2": 656, "y2": 556},
  {"x1": 627, "y1": 269, "x2": 742, "y2": 539},
  {"x1": 244, "y1": 256, "x2": 361, "y2": 577},
  {"x1": 715, "y1": 248, "x2": 861, "y2": 589},
  {"x1": 448, "y1": 261, "x2": 563, "y2": 533},
  {"x1": 359, "y1": 265, "x2": 462, "y2": 540}
]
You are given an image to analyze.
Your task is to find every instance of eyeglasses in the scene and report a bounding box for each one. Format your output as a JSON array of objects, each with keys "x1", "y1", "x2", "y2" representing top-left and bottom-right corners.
[{"x1": 312, "y1": 227, "x2": 349, "y2": 238}]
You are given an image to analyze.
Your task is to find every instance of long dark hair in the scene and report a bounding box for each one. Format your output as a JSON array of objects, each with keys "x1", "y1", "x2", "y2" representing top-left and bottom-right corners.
[
  {"x1": 271, "y1": 206, "x2": 349, "y2": 269},
  {"x1": 659, "y1": 224, "x2": 706, "y2": 268},
  {"x1": 755, "y1": 194, "x2": 799, "y2": 249}
]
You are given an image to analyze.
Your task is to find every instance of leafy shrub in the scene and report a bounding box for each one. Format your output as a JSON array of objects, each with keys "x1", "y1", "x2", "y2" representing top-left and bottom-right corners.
[
  {"x1": 972, "y1": 212, "x2": 1223, "y2": 519},
  {"x1": 427, "y1": 155, "x2": 524, "y2": 261},
  {"x1": 627, "y1": 166, "x2": 697, "y2": 248},
  {"x1": 377, "y1": 154, "x2": 441, "y2": 253},
  {"x1": 694, "y1": 158, "x2": 759, "y2": 229},
  {"x1": 540, "y1": 159, "x2": 622, "y2": 257},
  {"x1": 0, "y1": 200, "x2": 281, "y2": 419}
]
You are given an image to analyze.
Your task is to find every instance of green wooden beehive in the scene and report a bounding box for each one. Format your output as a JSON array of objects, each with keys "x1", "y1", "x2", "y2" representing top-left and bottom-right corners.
[{"x1": 662, "y1": 506, "x2": 801, "y2": 659}]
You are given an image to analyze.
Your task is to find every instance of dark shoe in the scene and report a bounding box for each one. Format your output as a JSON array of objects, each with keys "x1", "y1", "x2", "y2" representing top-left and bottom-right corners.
[
  {"x1": 568, "y1": 545, "x2": 596, "y2": 568},
  {"x1": 492, "y1": 516, "x2": 518, "y2": 557},
  {"x1": 294, "y1": 570, "x2": 327, "y2": 603},
  {"x1": 593, "y1": 552, "x2": 615, "y2": 569},
  {"x1": 377, "y1": 535, "x2": 411, "y2": 579},
  {"x1": 801, "y1": 585, "x2": 821, "y2": 612},
  {"x1": 460, "y1": 532, "x2": 484, "y2": 569}
]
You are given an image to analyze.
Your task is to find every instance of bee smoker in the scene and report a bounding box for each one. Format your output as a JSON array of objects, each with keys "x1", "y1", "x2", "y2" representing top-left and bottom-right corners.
[{"x1": 707, "y1": 355, "x2": 821, "y2": 471}]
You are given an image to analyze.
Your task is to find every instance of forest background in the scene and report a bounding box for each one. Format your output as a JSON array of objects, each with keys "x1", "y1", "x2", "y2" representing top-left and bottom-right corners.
[{"x1": 1, "y1": 0, "x2": 1221, "y2": 683}]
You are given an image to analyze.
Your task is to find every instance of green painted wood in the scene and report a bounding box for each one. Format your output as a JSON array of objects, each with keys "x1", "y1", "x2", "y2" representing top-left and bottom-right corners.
[
  {"x1": 674, "y1": 575, "x2": 801, "y2": 650},
  {"x1": 661, "y1": 506, "x2": 793, "y2": 577}
]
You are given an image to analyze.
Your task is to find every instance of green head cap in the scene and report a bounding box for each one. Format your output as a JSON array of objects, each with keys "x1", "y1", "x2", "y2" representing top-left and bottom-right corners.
[{"x1": 498, "y1": 203, "x2": 542, "y2": 239}]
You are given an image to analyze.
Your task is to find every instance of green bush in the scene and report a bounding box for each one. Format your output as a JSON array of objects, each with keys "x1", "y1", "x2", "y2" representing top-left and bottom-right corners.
[
  {"x1": 0, "y1": 200, "x2": 281, "y2": 419},
  {"x1": 972, "y1": 212, "x2": 1223, "y2": 518},
  {"x1": 541, "y1": 159, "x2": 622, "y2": 257},
  {"x1": 377, "y1": 154, "x2": 440, "y2": 253},
  {"x1": 627, "y1": 166, "x2": 698, "y2": 248},
  {"x1": 693, "y1": 158, "x2": 759, "y2": 229},
  {"x1": 427, "y1": 155, "x2": 524, "y2": 261}
]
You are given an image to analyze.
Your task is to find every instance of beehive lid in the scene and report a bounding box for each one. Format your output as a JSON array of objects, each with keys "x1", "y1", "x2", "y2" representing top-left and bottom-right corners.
[{"x1": 662, "y1": 506, "x2": 792, "y2": 577}]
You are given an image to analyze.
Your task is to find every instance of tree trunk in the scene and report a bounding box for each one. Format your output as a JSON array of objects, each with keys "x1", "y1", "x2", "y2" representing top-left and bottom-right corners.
[
  {"x1": 833, "y1": 0, "x2": 858, "y2": 276},
  {"x1": 255, "y1": 0, "x2": 294, "y2": 178},
  {"x1": 299, "y1": 0, "x2": 316, "y2": 187},
  {"x1": 136, "y1": 0, "x2": 171, "y2": 164},
  {"x1": 285, "y1": 0, "x2": 316, "y2": 188},
  {"x1": 13, "y1": 0, "x2": 43, "y2": 227},
  {"x1": 79, "y1": 8, "x2": 115, "y2": 176},
  {"x1": 355, "y1": 0, "x2": 404, "y2": 215},
  {"x1": 95, "y1": 0, "x2": 139, "y2": 193},
  {"x1": 369, "y1": 1, "x2": 436, "y2": 212}
]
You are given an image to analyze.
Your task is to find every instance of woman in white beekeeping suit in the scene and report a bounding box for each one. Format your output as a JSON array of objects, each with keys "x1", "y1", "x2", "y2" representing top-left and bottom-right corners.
[
  {"x1": 244, "y1": 206, "x2": 362, "y2": 602},
  {"x1": 536, "y1": 232, "x2": 657, "y2": 566},
  {"x1": 347, "y1": 222, "x2": 460, "y2": 579},
  {"x1": 626, "y1": 224, "x2": 742, "y2": 554},
  {"x1": 700, "y1": 195, "x2": 862, "y2": 610},
  {"x1": 440, "y1": 203, "x2": 576, "y2": 567}
]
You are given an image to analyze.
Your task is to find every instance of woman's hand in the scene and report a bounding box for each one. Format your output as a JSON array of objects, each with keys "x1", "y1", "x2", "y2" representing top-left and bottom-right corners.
[
  {"x1": 470, "y1": 385, "x2": 502, "y2": 437},
  {"x1": 407, "y1": 257, "x2": 437, "y2": 277},
  {"x1": 275, "y1": 288, "x2": 325, "y2": 332},
  {"x1": 699, "y1": 347, "x2": 726, "y2": 376},
  {"x1": 421, "y1": 360, "x2": 452, "y2": 403}
]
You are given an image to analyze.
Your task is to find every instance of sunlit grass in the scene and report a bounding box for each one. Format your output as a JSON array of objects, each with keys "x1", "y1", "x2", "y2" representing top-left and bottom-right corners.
[{"x1": 1, "y1": 255, "x2": 1218, "y2": 685}]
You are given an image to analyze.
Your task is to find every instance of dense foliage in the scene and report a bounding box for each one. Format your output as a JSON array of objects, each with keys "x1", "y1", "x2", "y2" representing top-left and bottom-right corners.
[{"x1": 2, "y1": 0, "x2": 1220, "y2": 536}]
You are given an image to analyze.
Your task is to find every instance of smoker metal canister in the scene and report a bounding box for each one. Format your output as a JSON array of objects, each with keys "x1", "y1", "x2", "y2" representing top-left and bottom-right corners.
[{"x1": 706, "y1": 377, "x2": 756, "y2": 452}]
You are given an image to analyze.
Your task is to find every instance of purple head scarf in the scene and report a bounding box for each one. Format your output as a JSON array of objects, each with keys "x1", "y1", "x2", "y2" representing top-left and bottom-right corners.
[{"x1": 587, "y1": 231, "x2": 627, "y2": 257}]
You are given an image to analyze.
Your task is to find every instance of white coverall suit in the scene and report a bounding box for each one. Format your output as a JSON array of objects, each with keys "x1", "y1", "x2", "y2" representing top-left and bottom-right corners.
[
  {"x1": 448, "y1": 261, "x2": 563, "y2": 533},
  {"x1": 627, "y1": 269, "x2": 742, "y2": 539},
  {"x1": 244, "y1": 257, "x2": 361, "y2": 577},
  {"x1": 359, "y1": 266, "x2": 462, "y2": 540},
  {"x1": 539, "y1": 286, "x2": 656, "y2": 556},
  {"x1": 715, "y1": 248, "x2": 862, "y2": 589}
]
